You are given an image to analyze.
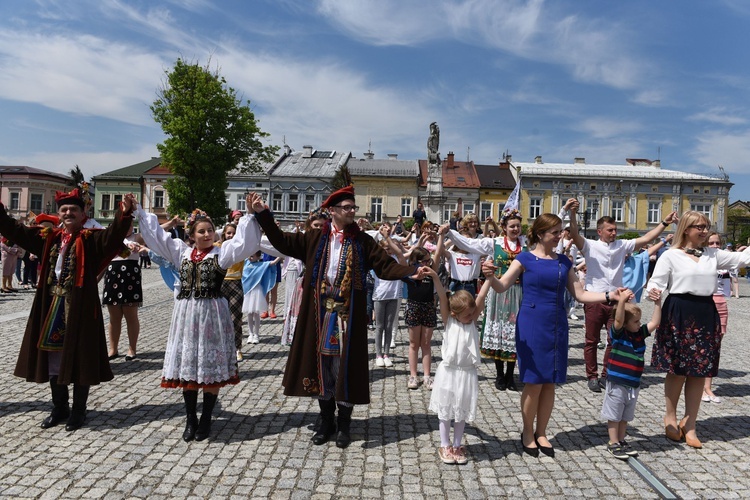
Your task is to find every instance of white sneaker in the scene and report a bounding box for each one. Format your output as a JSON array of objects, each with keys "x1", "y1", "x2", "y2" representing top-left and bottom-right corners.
[
  {"x1": 383, "y1": 356, "x2": 393, "y2": 367},
  {"x1": 390, "y1": 340, "x2": 396, "y2": 348},
  {"x1": 375, "y1": 357, "x2": 385, "y2": 367},
  {"x1": 251, "y1": 334, "x2": 259, "y2": 344},
  {"x1": 569, "y1": 313, "x2": 579, "y2": 320}
]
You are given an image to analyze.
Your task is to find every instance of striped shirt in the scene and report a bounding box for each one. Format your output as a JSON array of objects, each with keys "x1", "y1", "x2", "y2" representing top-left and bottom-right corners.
[{"x1": 607, "y1": 324, "x2": 650, "y2": 388}]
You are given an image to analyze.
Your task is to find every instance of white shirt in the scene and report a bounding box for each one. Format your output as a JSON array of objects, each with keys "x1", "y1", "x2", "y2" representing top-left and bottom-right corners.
[
  {"x1": 647, "y1": 247, "x2": 750, "y2": 296},
  {"x1": 372, "y1": 256, "x2": 402, "y2": 301},
  {"x1": 581, "y1": 238, "x2": 636, "y2": 292},
  {"x1": 446, "y1": 248, "x2": 482, "y2": 281}
]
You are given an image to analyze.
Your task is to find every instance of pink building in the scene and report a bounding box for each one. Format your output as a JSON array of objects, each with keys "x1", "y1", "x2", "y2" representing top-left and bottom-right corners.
[{"x1": 0, "y1": 166, "x2": 71, "y2": 223}]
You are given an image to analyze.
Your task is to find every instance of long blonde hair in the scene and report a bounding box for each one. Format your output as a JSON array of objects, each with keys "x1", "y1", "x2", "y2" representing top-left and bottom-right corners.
[{"x1": 671, "y1": 211, "x2": 710, "y2": 249}]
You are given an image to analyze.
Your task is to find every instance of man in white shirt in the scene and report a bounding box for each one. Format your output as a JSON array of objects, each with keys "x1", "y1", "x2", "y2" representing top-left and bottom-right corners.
[{"x1": 570, "y1": 210, "x2": 678, "y2": 392}]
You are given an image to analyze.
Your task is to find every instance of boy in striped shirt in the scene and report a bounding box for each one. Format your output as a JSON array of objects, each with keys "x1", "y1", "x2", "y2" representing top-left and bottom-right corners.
[{"x1": 601, "y1": 288, "x2": 661, "y2": 459}]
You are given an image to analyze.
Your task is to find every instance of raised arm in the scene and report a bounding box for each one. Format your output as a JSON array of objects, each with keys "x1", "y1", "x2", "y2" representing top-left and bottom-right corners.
[
  {"x1": 647, "y1": 291, "x2": 662, "y2": 333},
  {"x1": 483, "y1": 258, "x2": 524, "y2": 294},
  {"x1": 635, "y1": 211, "x2": 678, "y2": 250},
  {"x1": 424, "y1": 266, "x2": 450, "y2": 325},
  {"x1": 567, "y1": 199, "x2": 586, "y2": 252},
  {"x1": 217, "y1": 194, "x2": 262, "y2": 268},
  {"x1": 613, "y1": 289, "x2": 635, "y2": 330}
]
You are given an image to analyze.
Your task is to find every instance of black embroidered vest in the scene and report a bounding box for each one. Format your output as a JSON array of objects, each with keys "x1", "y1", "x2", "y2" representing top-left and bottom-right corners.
[{"x1": 176, "y1": 255, "x2": 226, "y2": 299}]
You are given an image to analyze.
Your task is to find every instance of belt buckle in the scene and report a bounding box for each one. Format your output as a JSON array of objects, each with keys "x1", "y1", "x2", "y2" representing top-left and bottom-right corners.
[{"x1": 325, "y1": 297, "x2": 335, "y2": 312}]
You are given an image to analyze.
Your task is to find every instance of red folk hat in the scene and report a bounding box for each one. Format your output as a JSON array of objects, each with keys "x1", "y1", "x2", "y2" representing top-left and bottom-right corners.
[
  {"x1": 55, "y1": 188, "x2": 85, "y2": 209},
  {"x1": 34, "y1": 213, "x2": 61, "y2": 226},
  {"x1": 321, "y1": 185, "x2": 355, "y2": 209}
]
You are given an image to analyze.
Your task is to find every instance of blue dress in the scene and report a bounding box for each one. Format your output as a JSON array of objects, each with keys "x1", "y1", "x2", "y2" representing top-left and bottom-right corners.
[{"x1": 515, "y1": 252, "x2": 572, "y2": 384}]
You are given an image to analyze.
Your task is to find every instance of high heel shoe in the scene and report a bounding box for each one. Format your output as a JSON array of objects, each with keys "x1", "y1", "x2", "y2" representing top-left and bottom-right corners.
[
  {"x1": 521, "y1": 434, "x2": 539, "y2": 457},
  {"x1": 665, "y1": 424, "x2": 683, "y2": 442}
]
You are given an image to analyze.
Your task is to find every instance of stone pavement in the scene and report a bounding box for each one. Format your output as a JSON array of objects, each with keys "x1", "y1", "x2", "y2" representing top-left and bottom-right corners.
[{"x1": 1, "y1": 269, "x2": 750, "y2": 499}]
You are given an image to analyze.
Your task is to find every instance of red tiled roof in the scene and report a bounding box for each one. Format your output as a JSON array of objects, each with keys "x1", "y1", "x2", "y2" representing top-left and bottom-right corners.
[{"x1": 418, "y1": 159, "x2": 480, "y2": 188}]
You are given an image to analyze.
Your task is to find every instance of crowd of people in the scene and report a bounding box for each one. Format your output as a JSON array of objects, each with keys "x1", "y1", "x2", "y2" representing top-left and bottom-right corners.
[{"x1": 1, "y1": 186, "x2": 749, "y2": 465}]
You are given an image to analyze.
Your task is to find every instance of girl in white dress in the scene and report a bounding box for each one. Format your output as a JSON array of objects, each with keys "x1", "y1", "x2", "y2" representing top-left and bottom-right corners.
[
  {"x1": 135, "y1": 193, "x2": 261, "y2": 443},
  {"x1": 425, "y1": 266, "x2": 496, "y2": 465}
]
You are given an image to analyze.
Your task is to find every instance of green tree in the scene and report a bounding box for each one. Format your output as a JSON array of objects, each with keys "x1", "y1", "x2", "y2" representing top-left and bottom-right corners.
[
  {"x1": 67, "y1": 165, "x2": 85, "y2": 187},
  {"x1": 151, "y1": 58, "x2": 278, "y2": 223},
  {"x1": 330, "y1": 163, "x2": 352, "y2": 190}
]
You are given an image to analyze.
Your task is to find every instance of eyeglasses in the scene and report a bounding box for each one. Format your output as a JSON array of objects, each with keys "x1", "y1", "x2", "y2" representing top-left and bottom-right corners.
[
  {"x1": 689, "y1": 224, "x2": 708, "y2": 231},
  {"x1": 707, "y1": 240, "x2": 721, "y2": 246},
  {"x1": 334, "y1": 205, "x2": 358, "y2": 212},
  {"x1": 420, "y1": 258, "x2": 433, "y2": 265}
]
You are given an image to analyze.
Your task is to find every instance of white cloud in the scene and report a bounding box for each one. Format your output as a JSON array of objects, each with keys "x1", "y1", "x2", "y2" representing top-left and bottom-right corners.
[
  {"x1": 0, "y1": 143, "x2": 161, "y2": 180},
  {"x1": 693, "y1": 129, "x2": 750, "y2": 174},
  {"x1": 0, "y1": 30, "x2": 165, "y2": 126},
  {"x1": 576, "y1": 118, "x2": 641, "y2": 140},
  {"x1": 687, "y1": 107, "x2": 748, "y2": 126}
]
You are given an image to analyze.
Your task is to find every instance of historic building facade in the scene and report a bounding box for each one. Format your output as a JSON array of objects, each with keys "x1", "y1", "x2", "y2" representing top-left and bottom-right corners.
[
  {"x1": 347, "y1": 152, "x2": 419, "y2": 223},
  {"x1": 0, "y1": 166, "x2": 71, "y2": 223},
  {"x1": 511, "y1": 156, "x2": 733, "y2": 234},
  {"x1": 474, "y1": 160, "x2": 517, "y2": 222}
]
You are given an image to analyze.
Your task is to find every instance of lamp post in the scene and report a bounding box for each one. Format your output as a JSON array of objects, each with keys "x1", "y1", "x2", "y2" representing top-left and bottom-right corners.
[
  {"x1": 581, "y1": 200, "x2": 600, "y2": 239},
  {"x1": 45, "y1": 201, "x2": 51, "y2": 214}
]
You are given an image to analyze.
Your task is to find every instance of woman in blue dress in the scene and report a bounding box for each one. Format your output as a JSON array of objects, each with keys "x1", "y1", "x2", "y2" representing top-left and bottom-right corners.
[{"x1": 484, "y1": 210, "x2": 621, "y2": 457}]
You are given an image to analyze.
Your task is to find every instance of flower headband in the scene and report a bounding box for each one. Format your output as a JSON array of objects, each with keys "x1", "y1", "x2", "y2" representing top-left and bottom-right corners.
[
  {"x1": 186, "y1": 208, "x2": 213, "y2": 234},
  {"x1": 500, "y1": 208, "x2": 522, "y2": 225}
]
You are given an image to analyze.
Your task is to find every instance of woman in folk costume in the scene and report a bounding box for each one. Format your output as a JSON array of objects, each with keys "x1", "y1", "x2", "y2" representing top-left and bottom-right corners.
[
  {"x1": 250, "y1": 186, "x2": 422, "y2": 448},
  {"x1": 134, "y1": 193, "x2": 261, "y2": 442},
  {"x1": 446, "y1": 208, "x2": 526, "y2": 391},
  {"x1": 242, "y1": 250, "x2": 278, "y2": 344},
  {"x1": 0, "y1": 188, "x2": 134, "y2": 431}
]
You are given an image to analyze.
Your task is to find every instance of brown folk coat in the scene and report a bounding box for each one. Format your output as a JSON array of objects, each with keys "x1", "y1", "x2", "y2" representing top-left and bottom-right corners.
[
  {"x1": 0, "y1": 204, "x2": 132, "y2": 385},
  {"x1": 257, "y1": 210, "x2": 417, "y2": 404}
]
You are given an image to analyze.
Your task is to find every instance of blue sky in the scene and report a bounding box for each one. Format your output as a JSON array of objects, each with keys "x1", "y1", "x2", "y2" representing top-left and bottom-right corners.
[{"x1": 1, "y1": 0, "x2": 749, "y2": 201}]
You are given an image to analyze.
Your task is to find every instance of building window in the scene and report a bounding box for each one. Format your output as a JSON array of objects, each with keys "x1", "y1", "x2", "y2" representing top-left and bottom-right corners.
[
  {"x1": 586, "y1": 199, "x2": 600, "y2": 221},
  {"x1": 102, "y1": 194, "x2": 111, "y2": 211},
  {"x1": 497, "y1": 202, "x2": 505, "y2": 215},
  {"x1": 30, "y1": 193, "x2": 43, "y2": 212},
  {"x1": 114, "y1": 194, "x2": 123, "y2": 207},
  {"x1": 272, "y1": 193, "x2": 283, "y2": 212},
  {"x1": 304, "y1": 194, "x2": 316, "y2": 213},
  {"x1": 691, "y1": 204, "x2": 711, "y2": 219},
  {"x1": 444, "y1": 203, "x2": 457, "y2": 223},
  {"x1": 9, "y1": 192, "x2": 19, "y2": 211},
  {"x1": 370, "y1": 197, "x2": 383, "y2": 222},
  {"x1": 648, "y1": 201, "x2": 661, "y2": 224},
  {"x1": 463, "y1": 202, "x2": 475, "y2": 215},
  {"x1": 225, "y1": 196, "x2": 230, "y2": 209},
  {"x1": 611, "y1": 200, "x2": 624, "y2": 223},
  {"x1": 400, "y1": 198, "x2": 412, "y2": 217},
  {"x1": 154, "y1": 190, "x2": 164, "y2": 209},
  {"x1": 480, "y1": 202, "x2": 492, "y2": 221},
  {"x1": 529, "y1": 198, "x2": 542, "y2": 219},
  {"x1": 288, "y1": 193, "x2": 299, "y2": 213},
  {"x1": 236, "y1": 194, "x2": 247, "y2": 211}
]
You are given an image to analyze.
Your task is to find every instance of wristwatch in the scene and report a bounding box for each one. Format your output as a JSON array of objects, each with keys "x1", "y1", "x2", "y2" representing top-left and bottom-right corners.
[
  {"x1": 605, "y1": 291, "x2": 610, "y2": 303},
  {"x1": 661, "y1": 220, "x2": 669, "y2": 227}
]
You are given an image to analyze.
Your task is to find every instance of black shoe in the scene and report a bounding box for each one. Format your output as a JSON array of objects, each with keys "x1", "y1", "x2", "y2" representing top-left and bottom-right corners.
[
  {"x1": 108, "y1": 353, "x2": 120, "y2": 360},
  {"x1": 65, "y1": 411, "x2": 86, "y2": 431},
  {"x1": 312, "y1": 424, "x2": 336, "y2": 445},
  {"x1": 598, "y1": 376, "x2": 607, "y2": 389},
  {"x1": 41, "y1": 407, "x2": 70, "y2": 429},
  {"x1": 195, "y1": 392, "x2": 218, "y2": 442},
  {"x1": 521, "y1": 435, "x2": 539, "y2": 457},
  {"x1": 587, "y1": 378, "x2": 602, "y2": 393},
  {"x1": 535, "y1": 434, "x2": 555, "y2": 458},
  {"x1": 335, "y1": 430, "x2": 351, "y2": 448},
  {"x1": 495, "y1": 378, "x2": 507, "y2": 391},
  {"x1": 183, "y1": 415, "x2": 198, "y2": 442},
  {"x1": 608, "y1": 442, "x2": 629, "y2": 460},
  {"x1": 619, "y1": 440, "x2": 639, "y2": 457},
  {"x1": 312, "y1": 399, "x2": 337, "y2": 445},
  {"x1": 125, "y1": 354, "x2": 137, "y2": 361}
]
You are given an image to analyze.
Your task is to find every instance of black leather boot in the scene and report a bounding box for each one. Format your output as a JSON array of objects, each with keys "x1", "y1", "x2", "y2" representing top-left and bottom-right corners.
[
  {"x1": 195, "y1": 392, "x2": 218, "y2": 442},
  {"x1": 312, "y1": 399, "x2": 337, "y2": 445},
  {"x1": 505, "y1": 361, "x2": 518, "y2": 391},
  {"x1": 65, "y1": 384, "x2": 89, "y2": 431},
  {"x1": 182, "y1": 390, "x2": 199, "y2": 442},
  {"x1": 335, "y1": 403, "x2": 353, "y2": 448},
  {"x1": 41, "y1": 377, "x2": 70, "y2": 429},
  {"x1": 494, "y1": 360, "x2": 506, "y2": 391}
]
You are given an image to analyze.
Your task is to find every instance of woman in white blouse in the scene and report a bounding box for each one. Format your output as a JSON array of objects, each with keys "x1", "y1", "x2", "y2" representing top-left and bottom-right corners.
[{"x1": 646, "y1": 211, "x2": 750, "y2": 449}]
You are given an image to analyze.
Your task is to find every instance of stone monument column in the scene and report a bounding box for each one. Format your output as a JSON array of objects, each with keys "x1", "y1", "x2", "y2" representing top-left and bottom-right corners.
[{"x1": 424, "y1": 122, "x2": 445, "y2": 222}]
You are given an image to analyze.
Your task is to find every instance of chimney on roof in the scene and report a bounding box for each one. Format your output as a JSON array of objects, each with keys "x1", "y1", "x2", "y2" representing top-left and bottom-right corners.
[
  {"x1": 653, "y1": 159, "x2": 661, "y2": 168},
  {"x1": 387, "y1": 153, "x2": 398, "y2": 160},
  {"x1": 446, "y1": 151, "x2": 455, "y2": 168},
  {"x1": 283, "y1": 144, "x2": 292, "y2": 156},
  {"x1": 364, "y1": 151, "x2": 374, "y2": 160},
  {"x1": 302, "y1": 145, "x2": 314, "y2": 158},
  {"x1": 574, "y1": 157, "x2": 585, "y2": 164},
  {"x1": 535, "y1": 155, "x2": 543, "y2": 164}
]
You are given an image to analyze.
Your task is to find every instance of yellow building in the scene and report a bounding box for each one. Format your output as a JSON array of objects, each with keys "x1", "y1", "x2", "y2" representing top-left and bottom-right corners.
[
  {"x1": 511, "y1": 156, "x2": 733, "y2": 235},
  {"x1": 474, "y1": 161, "x2": 517, "y2": 221},
  {"x1": 348, "y1": 154, "x2": 420, "y2": 223}
]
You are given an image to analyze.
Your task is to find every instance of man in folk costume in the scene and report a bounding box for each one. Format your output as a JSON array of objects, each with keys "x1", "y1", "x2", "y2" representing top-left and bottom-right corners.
[
  {"x1": 0, "y1": 188, "x2": 134, "y2": 431},
  {"x1": 252, "y1": 185, "x2": 422, "y2": 448}
]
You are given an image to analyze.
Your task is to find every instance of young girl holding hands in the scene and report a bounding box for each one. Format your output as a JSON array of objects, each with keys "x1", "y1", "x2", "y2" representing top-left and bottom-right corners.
[{"x1": 424, "y1": 265, "x2": 496, "y2": 465}]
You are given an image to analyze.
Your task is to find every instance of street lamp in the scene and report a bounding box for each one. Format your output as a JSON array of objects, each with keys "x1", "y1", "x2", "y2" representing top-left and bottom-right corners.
[
  {"x1": 45, "y1": 201, "x2": 51, "y2": 214},
  {"x1": 581, "y1": 200, "x2": 600, "y2": 239}
]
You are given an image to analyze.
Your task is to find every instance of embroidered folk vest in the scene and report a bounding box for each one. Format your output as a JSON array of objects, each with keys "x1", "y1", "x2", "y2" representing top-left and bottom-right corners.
[{"x1": 176, "y1": 255, "x2": 226, "y2": 299}]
